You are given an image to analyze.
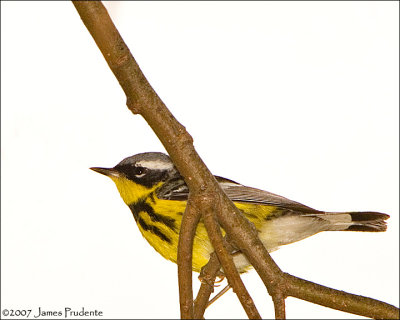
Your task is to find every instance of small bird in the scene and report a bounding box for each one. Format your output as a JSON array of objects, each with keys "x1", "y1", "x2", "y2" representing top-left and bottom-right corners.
[{"x1": 91, "y1": 152, "x2": 389, "y2": 273}]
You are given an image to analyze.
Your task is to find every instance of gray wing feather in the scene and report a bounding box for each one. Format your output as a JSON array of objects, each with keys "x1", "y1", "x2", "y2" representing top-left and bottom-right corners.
[
  {"x1": 217, "y1": 177, "x2": 318, "y2": 213},
  {"x1": 157, "y1": 175, "x2": 319, "y2": 214}
]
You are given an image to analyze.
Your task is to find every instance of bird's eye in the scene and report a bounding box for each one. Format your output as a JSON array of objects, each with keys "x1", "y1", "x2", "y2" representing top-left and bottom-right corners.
[{"x1": 133, "y1": 166, "x2": 147, "y2": 177}]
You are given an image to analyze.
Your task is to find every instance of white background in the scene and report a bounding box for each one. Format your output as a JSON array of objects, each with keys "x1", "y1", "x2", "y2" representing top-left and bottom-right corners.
[{"x1": 1, "y1": 1, "x2": 398, "y2": 319}]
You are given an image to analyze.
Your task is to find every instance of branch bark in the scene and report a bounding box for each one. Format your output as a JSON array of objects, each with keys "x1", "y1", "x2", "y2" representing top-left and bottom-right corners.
[
  {"x1": 177, "y1": 197, "x2": 201, "y2": 319},
  {"x1": 193, "y1": 253, "x2": 221, "y2": 319},
  {"x1": 72, "y1": 2, "x2": 400, "y2": 319},
  {"x1": 273, "y1": 293, "x2": 286, "y2": 320}
]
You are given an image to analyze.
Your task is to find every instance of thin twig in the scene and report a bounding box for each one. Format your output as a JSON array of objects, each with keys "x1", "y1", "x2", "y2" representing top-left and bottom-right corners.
[
  {"x1": 284, "y1": 273, "x2": 399, "y2": 319},
  {"x1": 207, "y1": 285, "x2": 232, "y2": 308}
]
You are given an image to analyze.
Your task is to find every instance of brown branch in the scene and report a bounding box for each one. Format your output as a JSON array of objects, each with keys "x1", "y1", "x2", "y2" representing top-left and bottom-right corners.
[
  {"x1": 72, "y1": 2, "x2": 399, "y2": 319},
  {"x1": 199, "y1": 194, "x2": 261, "y2": 319},
  {"x1": 272, "y1": 294, "x2": 286, "y2": 320},
  {"x1": 194, "y1": 253, "x2": 221, "y2": 319},
  {"x1": 177, "y1": 197, "x2": 202, "y2": 319},
  {"x1": 284, "y1": 273, "x2": 399, "y2": 319}
]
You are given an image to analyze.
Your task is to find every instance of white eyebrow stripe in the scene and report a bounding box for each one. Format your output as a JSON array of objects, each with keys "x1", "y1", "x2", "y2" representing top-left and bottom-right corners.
[{"x1": 136, "y1": 160, "x2": 174, "y2": 170}]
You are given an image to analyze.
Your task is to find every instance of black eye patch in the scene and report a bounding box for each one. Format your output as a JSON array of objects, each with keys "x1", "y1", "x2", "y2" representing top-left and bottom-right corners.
[{"x1": 114, "y1": 164, "x2": 168, "y2": 188}]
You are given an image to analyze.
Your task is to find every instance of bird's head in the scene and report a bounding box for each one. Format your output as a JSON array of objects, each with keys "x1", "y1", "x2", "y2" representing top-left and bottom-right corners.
[{"x1": 91, "y1": 152, "x2": 179, "y2": 205}]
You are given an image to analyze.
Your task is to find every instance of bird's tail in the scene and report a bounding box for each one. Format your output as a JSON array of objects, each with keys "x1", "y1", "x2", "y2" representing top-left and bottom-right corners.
[{"x1": 323, "y1": 211, "x2": 389, "y2": 232}]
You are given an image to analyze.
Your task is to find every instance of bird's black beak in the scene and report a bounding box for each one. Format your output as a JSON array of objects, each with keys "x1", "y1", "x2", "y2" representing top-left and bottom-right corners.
[{"x1": 90, "y1": 167, "x2": 121, "y2": 178}]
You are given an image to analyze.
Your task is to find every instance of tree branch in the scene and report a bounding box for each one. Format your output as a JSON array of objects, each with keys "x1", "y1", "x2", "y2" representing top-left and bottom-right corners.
[
  {"x1": 199, "y1": 194, "x2": 261, "y2": 319},
  {"x1": 193, "y1": 253, "x2": 221, "y2": 319},
  {"x1": 273, "y1": 293, "x2": 286, "y2": 320},
  {"x1": 177, "y1": 197, "x2": 201, "y2": 319},
  {"x1": 284, "y1": 273, "x2": 399, "y2": 319},
  {"x1": 72, "y1": 2, "x2": 399, "y2": 319}
]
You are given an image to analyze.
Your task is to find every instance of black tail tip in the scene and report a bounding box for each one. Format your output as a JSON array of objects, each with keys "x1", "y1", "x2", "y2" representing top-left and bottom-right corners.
[{"x1": 347, "y1": 211, "x2": 389, "y2": 232}]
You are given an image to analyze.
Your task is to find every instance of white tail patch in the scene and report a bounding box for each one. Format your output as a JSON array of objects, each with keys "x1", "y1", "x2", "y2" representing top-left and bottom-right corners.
[{"x1": 322, "y1": 213, "x2": 352, "y2": 231}]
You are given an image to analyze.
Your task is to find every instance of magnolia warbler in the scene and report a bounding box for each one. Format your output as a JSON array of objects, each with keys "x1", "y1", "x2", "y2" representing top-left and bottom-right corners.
[{"x1": 91, "y1": 152, "x2": 389, "y2": 273}]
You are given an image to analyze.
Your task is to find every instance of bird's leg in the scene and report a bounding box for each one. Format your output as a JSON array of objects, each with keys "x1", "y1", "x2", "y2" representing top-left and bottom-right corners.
[
  {"x1": 198, "y1": 270, "x2": 225, "y2": 287},
  {"x1": 198, "y1": 270, "x2": 230, "y2": 308},
  {"x1": 213, "y1": 271, "x2": 225, "y2": 287}
]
